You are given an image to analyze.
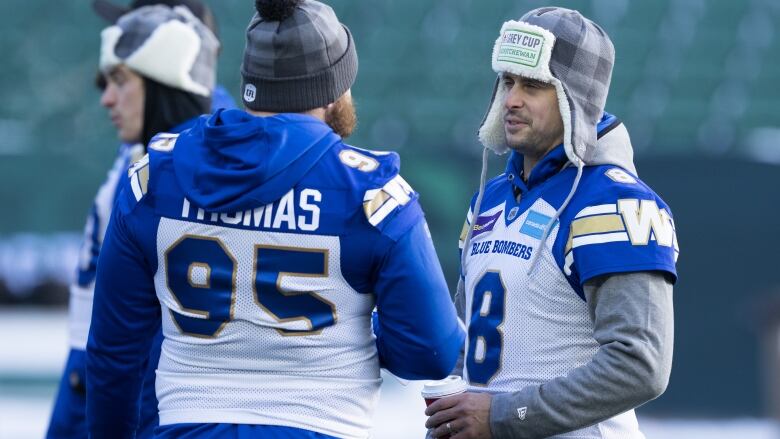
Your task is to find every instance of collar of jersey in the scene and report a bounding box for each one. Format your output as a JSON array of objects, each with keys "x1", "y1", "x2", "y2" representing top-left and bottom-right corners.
[{"x1": 505, "y1": 144, "x2": 569, "y2": 194}]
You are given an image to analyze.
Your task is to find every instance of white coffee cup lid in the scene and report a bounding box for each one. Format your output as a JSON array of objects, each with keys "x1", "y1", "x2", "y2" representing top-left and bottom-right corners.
[{"x1": 421, "y1": 375, "x2": 467, "y2": 399}]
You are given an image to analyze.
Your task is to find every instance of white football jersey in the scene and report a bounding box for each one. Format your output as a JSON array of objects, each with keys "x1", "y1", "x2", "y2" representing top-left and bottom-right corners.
[
  {"x1": 462, "y1": 198, "x2": 644, "y2": 439},
  {"x1": 87, "y1": 121, "x2": 465, "y2": 439},
  {"x1": 154, "y1": 218, "x2": 380, "y2": 439}
]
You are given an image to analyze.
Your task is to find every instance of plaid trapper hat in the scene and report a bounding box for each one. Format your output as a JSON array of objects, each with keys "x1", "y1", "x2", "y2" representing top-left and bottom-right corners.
[{"x1": 478, "y1": 7, "x2": 615, "y2": 166}]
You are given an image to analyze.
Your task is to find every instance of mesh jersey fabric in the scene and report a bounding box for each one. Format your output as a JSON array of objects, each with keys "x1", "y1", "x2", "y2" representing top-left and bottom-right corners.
[
  {"x1": 86, "y1": 111, "x2": 463, "y2": 439},
  {"x1": 459, "y1": 146, "x2": 677, "y2": 438}
]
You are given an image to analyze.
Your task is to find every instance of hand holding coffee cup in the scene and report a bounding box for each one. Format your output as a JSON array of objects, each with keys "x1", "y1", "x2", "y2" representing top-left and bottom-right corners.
[{"x1": 421, "y1": 375, "x2": 468, "y2": 438}]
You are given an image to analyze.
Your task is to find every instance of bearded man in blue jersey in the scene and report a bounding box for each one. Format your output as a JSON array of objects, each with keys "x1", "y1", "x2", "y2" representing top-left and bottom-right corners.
[
  {"x1": 425, "y1": 7, "x2": 679, "y2": 439},
  {"x1": 85, "y1": 0, "x2": 464, "y2": 438},
  {"x1": 46, "y1": 3, "x2": 223, "y2": 438}
]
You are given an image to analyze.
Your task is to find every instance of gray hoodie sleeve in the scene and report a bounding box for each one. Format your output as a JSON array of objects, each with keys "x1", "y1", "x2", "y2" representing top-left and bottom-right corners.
[{"x1": 488, "y1": 271, "x2": 674, "y2": 438}]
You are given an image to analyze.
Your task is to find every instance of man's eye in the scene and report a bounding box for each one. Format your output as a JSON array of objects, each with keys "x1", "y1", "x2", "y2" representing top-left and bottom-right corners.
[{"x1": 110, "y1": 73, "x2": 126, "y2": 85}]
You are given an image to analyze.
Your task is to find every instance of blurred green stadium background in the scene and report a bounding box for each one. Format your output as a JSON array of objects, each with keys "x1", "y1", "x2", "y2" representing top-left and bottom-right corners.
[{"x1": 1, "y1": 0, "x2": 780, "y2": 427}]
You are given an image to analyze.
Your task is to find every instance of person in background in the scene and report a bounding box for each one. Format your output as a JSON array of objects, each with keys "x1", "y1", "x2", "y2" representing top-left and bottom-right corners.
[
  {"x1": 426, "y1": 7, "x2": 679, "y2": 438},
  {"x1": 46, "y1": 3, "x2": 221, "y2": 438}
]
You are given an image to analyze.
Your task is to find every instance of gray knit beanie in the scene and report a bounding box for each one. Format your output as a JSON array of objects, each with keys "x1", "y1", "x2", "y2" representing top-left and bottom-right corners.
[{"x1": 241, "y1": 0, "x2": 358, "y2": 112}]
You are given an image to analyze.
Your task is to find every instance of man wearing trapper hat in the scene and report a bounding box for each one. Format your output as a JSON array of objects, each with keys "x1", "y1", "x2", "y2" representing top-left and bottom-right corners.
[
  {"x1": 425, "y1": 7, "x2": 679, "y2": 439},
  {"x1": 85, "y1": 0, "x2": 463, "y2": 438},
  {"x1": 47, "y1": 4, "x2": 220, "y2": 439}
]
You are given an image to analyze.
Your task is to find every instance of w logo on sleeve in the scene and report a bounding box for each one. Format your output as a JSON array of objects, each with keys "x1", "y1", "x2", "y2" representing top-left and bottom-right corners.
[
  {"x1": 563, "y1": 199, "x2": 679, "y2": 275},
  {"x1": 617, "y1": 199, "x2": 675, "y2": 247}
]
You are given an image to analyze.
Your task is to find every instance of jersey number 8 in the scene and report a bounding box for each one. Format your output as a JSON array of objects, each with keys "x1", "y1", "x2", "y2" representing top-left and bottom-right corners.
[{"x1": 466, "y1": 271, "x2": 506, "y2": 385}]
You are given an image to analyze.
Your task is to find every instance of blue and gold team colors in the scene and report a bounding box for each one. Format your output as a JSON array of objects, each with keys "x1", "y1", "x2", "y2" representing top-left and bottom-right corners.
[
  {"x1": 459, "y1": 114, "x2": 679, "y2": 437},
  {"x1": 85, "y1": 109, "x2": 464, "y2": 439}
]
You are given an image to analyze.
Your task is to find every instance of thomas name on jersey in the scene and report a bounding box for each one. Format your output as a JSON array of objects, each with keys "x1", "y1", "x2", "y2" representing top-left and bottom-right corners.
[{"x1": 179, "y1": 188, "x2": 322, "y2": 232}]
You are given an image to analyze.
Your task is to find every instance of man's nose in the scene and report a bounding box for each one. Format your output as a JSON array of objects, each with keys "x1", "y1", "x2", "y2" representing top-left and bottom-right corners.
[
  {"x1": 100, "y1": 83, "x2": 116, "y2": 108},
  {"x1": 504, "y1": 85, "x2": 525, "y2": 110}
]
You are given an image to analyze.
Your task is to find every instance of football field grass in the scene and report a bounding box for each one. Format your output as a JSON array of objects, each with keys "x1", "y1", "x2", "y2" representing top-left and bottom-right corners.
[{"x1": 1, "y1": 309, "x2": 778, "y2": 439}]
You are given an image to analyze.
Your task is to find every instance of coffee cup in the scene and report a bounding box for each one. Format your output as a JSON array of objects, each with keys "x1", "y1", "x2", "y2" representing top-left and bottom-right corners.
[{"x1": 421, "y1": 375, "x2": 467, "y2": 406}]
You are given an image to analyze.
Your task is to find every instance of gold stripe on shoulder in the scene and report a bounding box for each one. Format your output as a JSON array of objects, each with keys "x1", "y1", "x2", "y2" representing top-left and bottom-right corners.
[
  {"x1": 565, "y1": 229, "x2": 574, "y2": 254},
  {"x1": 127, "y1": 153, "x2": 149, "y2": 177},
  {"x1": 129, "y1": 144, "x2": 146, "y2": 163},
  {"x1": 459, "y1": 219, "x2": 469, "y2": 243},
  {"x1": 138, "y1": 164, "x2": 149, "y2": 195},
  {"x1": 571, "y1": 214, "x2": 625, "y2": 237},
  {"x1": 363, "y1": 190, "x2": 391, "y2": 219}
]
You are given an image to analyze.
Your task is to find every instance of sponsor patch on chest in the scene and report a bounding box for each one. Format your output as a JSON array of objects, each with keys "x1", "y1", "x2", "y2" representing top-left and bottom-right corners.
[
  {"x1": 472, "y1": 210, "x2": 503, "y2": 238},
  {"x1": 519, "y1": 210, "x2": 552, "y2": 239}
]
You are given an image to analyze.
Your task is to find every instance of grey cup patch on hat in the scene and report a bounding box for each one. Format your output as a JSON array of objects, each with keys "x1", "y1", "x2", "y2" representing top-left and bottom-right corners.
[
  {"x1": 478, "y1": 7, "x2": 614, "y2": 166},
  {"x1": 100, "y1": 4, "x2": 219, "y2": 97},
  {"x1": 240, "y1": 0, "x2": 358, "y2": 112}
]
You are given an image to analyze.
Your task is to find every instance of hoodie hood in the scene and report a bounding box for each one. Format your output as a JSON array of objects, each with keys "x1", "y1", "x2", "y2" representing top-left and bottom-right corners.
[
  {"x1": 589, "y1": 112, "x2": 636, "y2": 175},
  {"x1": 172, "y1": 108, "x2": 340, "y2": 212}
]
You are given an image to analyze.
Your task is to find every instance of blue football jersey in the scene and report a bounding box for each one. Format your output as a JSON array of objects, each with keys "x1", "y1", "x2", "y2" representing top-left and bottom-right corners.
[
  {"x1": 86, "y1": 109, "x2": 463, "y2": 439},
  {"x1": 459, "y1": 116, "x2": 678, "y2": 438}
]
